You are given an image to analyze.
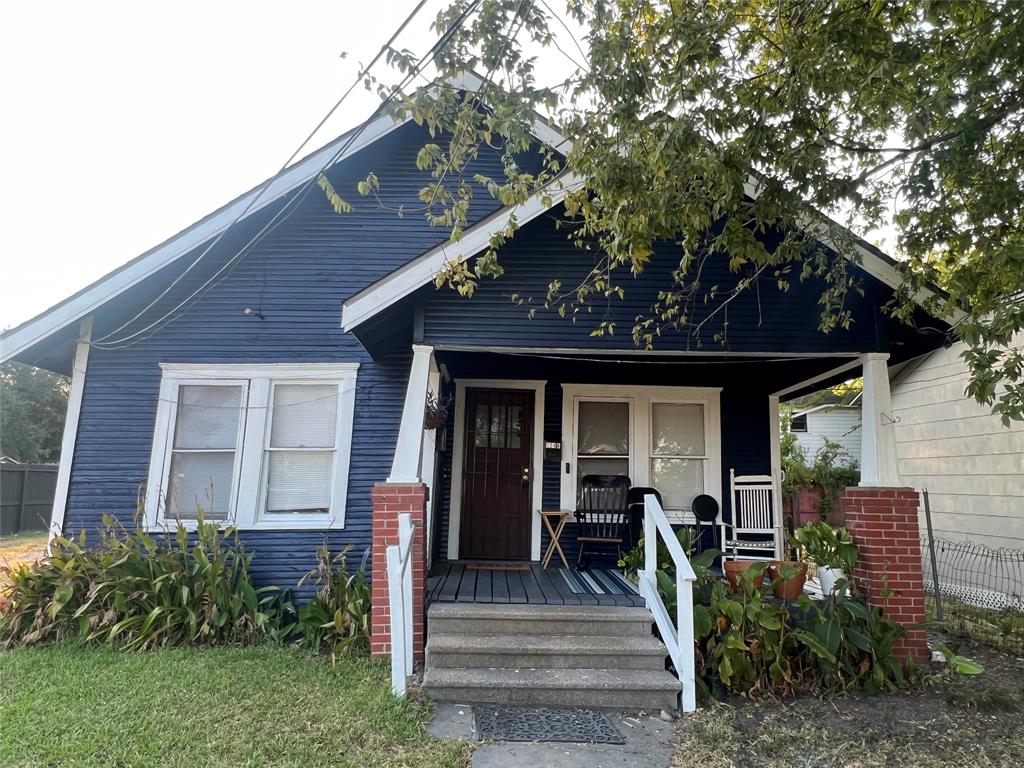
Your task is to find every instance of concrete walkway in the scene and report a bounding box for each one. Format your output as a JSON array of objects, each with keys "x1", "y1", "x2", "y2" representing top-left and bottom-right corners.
[{"x1": 428, "y1": 703, "x2": 676, "y2": 768}]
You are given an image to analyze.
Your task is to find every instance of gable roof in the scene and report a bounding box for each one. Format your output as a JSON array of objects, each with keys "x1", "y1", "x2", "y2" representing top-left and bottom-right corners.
[
  {"x1": 343, "y1": 166, "x2": 959, "y2": 334},
  {"x1": 1, "y1": 72, "x2": 566, "y2": 365}
]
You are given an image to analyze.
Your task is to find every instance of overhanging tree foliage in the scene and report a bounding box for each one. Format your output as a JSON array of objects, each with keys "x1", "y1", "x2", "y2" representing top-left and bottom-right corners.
[
  {"x1": 0, "y1": 362, "x2": 68, "y2": 464},
  {"x1": 352, "y1": 0, "x2": 1024, "y2": 421}
]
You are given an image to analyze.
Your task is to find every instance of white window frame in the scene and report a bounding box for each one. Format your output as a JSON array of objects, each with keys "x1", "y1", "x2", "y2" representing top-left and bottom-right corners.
[
  {"x1": 560, "y1": 384, "x2": 722, "y2": 523},
  {"x1": 144, "y1": 363, "x2": 359, "y2": 531}
]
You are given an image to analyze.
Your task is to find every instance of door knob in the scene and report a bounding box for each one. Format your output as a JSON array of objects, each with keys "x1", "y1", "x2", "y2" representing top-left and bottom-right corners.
[{"x1": 522, "y1": 467, "x2": 530, "y2": 483}]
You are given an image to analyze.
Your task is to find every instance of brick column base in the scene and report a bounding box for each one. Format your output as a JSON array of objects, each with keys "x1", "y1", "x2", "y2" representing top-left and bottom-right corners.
[
  {"x1": 840, "y1": 487, "x2": 929, "y2": 664},
  {"x1": 370, "y1": 483, "x2": 428, "y2": 660}
]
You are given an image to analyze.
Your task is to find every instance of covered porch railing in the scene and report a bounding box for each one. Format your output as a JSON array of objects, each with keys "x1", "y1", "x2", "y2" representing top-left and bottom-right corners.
[
  {"x1": 386, "y1": 512, "x2": 415, "y2": 697},
  {"x1": 638, "y1": 493, "x2": 697, "y2": 712}
]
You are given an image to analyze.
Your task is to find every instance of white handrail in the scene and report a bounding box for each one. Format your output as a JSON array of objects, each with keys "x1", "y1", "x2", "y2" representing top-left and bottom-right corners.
[
  {"x1": 638, "y1": 493, "x2": 697, "y2": 712},
  {"x1": 386, "y1": 512, "x2": 416, "y2": 697}
]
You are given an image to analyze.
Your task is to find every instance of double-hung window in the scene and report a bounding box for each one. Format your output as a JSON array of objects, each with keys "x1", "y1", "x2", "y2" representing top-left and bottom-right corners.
[
  {"x1": 145, "y1": 364, "x2": 358, "y2": 529},
  {"x1": 561, "y1": 385, "x2": 721, "y2": 523}
]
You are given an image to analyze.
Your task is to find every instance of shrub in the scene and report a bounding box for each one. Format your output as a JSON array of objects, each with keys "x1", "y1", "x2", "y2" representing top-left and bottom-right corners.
[
  {"x1": 0, "y1": 515, "x2": 292, "y2": 650},
  {"x1": 297, "y1": 545, "x2": 372, "y2": 656}
]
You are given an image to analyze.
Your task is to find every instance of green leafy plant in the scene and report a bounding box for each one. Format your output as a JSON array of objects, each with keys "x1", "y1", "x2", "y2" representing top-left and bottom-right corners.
[
  {"x1": 0, "y1": 514, "x2": 291, "y2": 650},
  {"x1": 936, "y1": 644, "x2": 984, "y2": 676},
  {"x1": 795, "y1": 586, "x2": 907, "y2": 693},
  {"x1": 618, "y1": 526, "x2": 701, "y2": 577},
  {"x1": 810, "y1": 440, "x2": 860, "y2": 519},
  {"x1": 792, "y1": 521, "x2": 858, "y2": 571},
  {"x1": 297, "y1": 545, "x2": 372, "y2": 657}
]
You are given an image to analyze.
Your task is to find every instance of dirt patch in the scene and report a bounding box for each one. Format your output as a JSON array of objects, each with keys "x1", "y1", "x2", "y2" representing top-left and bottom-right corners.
[
  {"x1": 673, "y1": 635, "x2": 1024, "y2": 768},
  {"x1": 0, "y1": 532, "x2": 48, "y2": 579}
]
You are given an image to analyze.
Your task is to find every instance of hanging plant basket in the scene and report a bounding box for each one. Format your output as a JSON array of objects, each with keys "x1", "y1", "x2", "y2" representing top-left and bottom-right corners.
[{"x1": 423, "y1": 391, "x2": 452, "y2": 430}]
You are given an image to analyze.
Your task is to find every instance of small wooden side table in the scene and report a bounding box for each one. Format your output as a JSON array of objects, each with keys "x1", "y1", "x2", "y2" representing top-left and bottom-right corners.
[{"x1": 539, "y1": 509, "x2": 572, "y2": 569}]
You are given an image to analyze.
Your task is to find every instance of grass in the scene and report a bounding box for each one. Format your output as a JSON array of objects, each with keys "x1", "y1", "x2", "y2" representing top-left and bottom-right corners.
[{"x1": 0, "y1": 645, "x2": 472, "y2": 768}]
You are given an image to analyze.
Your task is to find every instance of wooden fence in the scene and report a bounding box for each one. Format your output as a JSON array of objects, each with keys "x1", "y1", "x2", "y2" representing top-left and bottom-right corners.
[{"x1": 0, "y1": 463, "x2": 57, "y2": 536}]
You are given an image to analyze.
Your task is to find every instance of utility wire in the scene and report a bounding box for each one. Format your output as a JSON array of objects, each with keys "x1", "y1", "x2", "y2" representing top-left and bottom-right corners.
[{"x1": 91, "y1": 0, "x2": 441, "y2": 348}]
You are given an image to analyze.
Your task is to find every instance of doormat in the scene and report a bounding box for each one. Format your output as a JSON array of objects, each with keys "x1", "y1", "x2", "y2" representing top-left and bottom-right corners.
[
  {"x1": 473, "y1": 706, "x2": 624, "y2": 744},
  {"x1": 465, "y1": 562, "x2": 531, "y2": 571}
]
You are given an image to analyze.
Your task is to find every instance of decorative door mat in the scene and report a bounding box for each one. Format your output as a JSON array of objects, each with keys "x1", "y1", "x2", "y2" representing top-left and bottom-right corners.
[
  {"x1": 473, "y1": 706, "x2": 625, "y2": 744},
  {"x1": 465, "y1": 562, "x2": 532, "y2": 571}
]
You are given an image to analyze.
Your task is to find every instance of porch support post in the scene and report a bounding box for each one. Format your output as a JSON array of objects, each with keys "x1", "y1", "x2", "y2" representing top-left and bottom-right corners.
[
  {"x1": 767, "y1": 394, "x2": 784, "y2": 559},
  {"x1": 420, "y1": 360, "x2": 440, "y2": 565},
  {"x1": 388, "y1": 344, "x2": 434, "y2": 483},
  {"x1": 49, "y1": 316, "x2": 92, "y2": 542},
  {"x1": 859, "y1": 352, "x2": 899, "y2": 487}
]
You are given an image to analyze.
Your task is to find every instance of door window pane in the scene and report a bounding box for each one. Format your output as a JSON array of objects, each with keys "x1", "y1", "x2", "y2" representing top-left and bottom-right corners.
[
  {"x1": 472, "y1": 402, "x2": 523, "y2": 449},
  {"x1": 651, "y1": 403, "x2": 705, "y2": 456},
  {"x1": 578, "y1": 401, "x2": 629, "y2": 455}
]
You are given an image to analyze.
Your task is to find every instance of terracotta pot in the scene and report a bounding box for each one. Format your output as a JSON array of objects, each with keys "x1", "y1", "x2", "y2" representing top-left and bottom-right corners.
[
  {"x1": 723, "y1": 559, "x2": 764, "y2": 591},
  {"x1": 768, "y1": 560, "x2": 808, "y2": 600}
]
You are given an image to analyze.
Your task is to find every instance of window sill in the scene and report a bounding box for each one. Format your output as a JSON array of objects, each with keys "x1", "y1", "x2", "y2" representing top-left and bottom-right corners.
[{"x1": 145, "y1": 518, "x2": 345, "y2": 533}]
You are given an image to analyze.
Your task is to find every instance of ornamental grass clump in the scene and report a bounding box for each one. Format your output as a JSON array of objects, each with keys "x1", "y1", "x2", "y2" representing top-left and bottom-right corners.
[
  {"x1": 0, "y1": 514, "x2": 291, "y2": 650},
  {"x1": 297, "y1": 545, "x2": 372, "y2": 657}
]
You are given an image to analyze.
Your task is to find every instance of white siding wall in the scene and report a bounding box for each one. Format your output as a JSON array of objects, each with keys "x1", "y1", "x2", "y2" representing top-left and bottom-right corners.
[
  {"x1": 892, "y1": 338, "x2": 1024, "y2": 549},
  {"x1": 793, "y1": 408, "x2": 862, "y2": 463}
]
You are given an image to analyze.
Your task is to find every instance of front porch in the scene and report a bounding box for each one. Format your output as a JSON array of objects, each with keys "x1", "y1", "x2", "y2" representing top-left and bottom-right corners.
[{"x1": 427, "y1": 561, "x2": 646, "y2": 607}]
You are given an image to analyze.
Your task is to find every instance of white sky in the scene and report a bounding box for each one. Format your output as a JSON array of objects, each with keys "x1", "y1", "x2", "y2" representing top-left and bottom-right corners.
[{"x1": 0, "y1": 1, "x2": 453, "y2": 329}]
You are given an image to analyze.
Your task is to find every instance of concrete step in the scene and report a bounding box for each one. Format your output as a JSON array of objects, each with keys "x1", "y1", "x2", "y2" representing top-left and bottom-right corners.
[
  {"x1": 426, "y1": 632, "x2": 669, "y2": 670},
  {"x1": 422, "y1": 667, "x2": 681, "y2": 711},
  {"x1": 427, "y1": 603, "x2": 652, "y2": 637}
]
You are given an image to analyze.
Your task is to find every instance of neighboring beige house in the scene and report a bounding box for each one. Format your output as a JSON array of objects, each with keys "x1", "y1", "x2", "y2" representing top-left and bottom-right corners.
[{"x1": 891, "y1": 337, "x2": 1024, "y2": 549}]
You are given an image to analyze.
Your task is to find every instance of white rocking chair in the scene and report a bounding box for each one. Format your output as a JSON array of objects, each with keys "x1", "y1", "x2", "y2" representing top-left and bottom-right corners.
[{"x1": 721, "y1": 469, "x2": 782, "y2": 561}]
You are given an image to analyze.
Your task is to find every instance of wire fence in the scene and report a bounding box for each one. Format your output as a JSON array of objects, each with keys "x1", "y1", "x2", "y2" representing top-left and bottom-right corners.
[{"x1": 920, "y1": 535, "x2": 1024, "y2": 655}]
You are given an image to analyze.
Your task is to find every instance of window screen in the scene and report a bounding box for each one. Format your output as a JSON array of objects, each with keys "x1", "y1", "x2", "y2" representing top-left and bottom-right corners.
[{"x1": 264, "y1": 384, "x2": 338, "y2": 514}]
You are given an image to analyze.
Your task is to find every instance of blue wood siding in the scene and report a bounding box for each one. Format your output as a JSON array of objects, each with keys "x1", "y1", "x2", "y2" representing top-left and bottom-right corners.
[
  {"x1": 419, "y1": 210, "x2": 925, "y2": 355},
  {"x1": 64, "y1": 121, "x2": 520, "y2": 599}
]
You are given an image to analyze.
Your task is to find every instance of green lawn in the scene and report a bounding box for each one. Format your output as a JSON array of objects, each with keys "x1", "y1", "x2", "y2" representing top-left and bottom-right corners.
[{"x1": 0, "y1": 646, "x2": 471, "y2": 768}]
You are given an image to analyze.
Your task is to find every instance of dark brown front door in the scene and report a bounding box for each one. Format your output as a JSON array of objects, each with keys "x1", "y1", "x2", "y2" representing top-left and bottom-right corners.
[{"x1": 460, "y1": 388, "x2": 533, "y2": 560}]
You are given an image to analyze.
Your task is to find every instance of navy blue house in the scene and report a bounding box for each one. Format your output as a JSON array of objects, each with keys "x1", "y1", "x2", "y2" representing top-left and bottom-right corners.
[{"x1": 1, "y1": 80, "x2": 951, "y2": 613}]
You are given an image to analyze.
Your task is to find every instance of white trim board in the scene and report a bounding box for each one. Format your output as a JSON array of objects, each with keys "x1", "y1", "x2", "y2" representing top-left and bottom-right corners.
[
  {"x1": 48, "y1": 317, "x2": 92, "y2": 541},
  {"x1": 446, "y1": 378, "x2": 546, "y2": 562}
]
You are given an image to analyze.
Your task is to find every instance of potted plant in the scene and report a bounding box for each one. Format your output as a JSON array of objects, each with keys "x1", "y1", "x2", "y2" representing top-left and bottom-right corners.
[
  {"x1": 791, "y1": 521, "x2": 857, "y2": 595},
  {"x1": 767, "y1": 558, "x2": 809, "y2": 600},
  {"x1": 723, "y1": 559, "x2": 766, "y2": 591}
]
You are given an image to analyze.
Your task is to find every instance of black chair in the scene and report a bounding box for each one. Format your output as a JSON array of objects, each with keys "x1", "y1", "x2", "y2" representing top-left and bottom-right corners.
[
  {"x1": 626, "y1": 486, "x2": 663, "y2": 548},
  {"x1": 691, "y1": 494, "x2": 721, "y2": 553},
  {"x1": 575, "y1": 474, "x2": 631, "y2": 569}
]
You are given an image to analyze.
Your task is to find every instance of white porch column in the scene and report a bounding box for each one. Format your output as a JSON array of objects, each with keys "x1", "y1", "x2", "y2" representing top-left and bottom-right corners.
[
  {"x1": 859, "y1": 352, "x2": 900, "y2": 486},
  {"x1": 767, "y1": 394, "x2": 784, "y2": 558},
  {"x1": 49, "y1": 317, "x2": 92, "y2": 541},
  {"x1": 388, "y1": 344, "x2": 434, "y2": 483}
]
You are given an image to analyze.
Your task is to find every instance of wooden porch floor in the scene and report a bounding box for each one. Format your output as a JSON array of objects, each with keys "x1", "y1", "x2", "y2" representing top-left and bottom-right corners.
[{"x1": 427, "y1": 561, "x2": 646, "y2": 607}]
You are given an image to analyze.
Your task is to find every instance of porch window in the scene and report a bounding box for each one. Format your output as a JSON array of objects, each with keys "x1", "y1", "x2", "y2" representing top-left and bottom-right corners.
[
  {"x1": 145, "y1": 363, "x2": 358, "y2": 530},
  {"x1": 575, "y1": 400, "x2": 630, "y2": 486},
  {"x1": 561, "y1": 384, "x2": 722, "y2": 523},
  {"x1": 650, "y1": 403, "x2": 707, "y2": 513}
]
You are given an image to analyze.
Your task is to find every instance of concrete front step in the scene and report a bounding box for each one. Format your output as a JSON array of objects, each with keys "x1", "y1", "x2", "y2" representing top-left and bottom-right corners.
[
  {"x1": 427, "y1": 603, "x2": 653, "y2": 637},
  {"x1": 422, "y1": 667, "x2": 681, "y2": 711},
  {"x1": 426, "y1": 632, "x2": 669, "y2": 670}
]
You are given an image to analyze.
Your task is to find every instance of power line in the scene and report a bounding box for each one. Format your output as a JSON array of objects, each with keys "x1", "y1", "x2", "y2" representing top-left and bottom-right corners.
[{"x1": 90, "y1": 0, "x2": 448, "y2": 349}]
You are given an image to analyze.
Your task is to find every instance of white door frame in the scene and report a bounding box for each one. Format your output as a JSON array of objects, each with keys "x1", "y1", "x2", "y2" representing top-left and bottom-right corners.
[{"x1": 446, "y1": 379, "x2": 547, "y2": 561}]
